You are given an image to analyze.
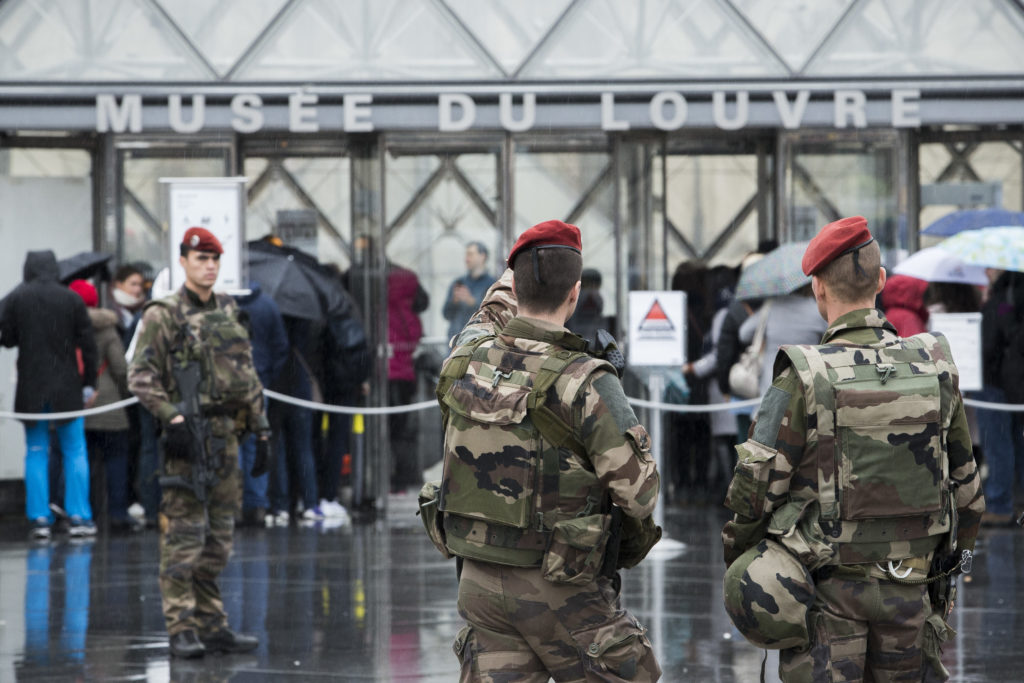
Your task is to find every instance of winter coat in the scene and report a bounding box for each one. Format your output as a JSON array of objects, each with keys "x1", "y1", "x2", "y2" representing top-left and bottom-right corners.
[
  {"x1": 982, "y1": 271, "x2": 1024, "y2": 400},
  {"x1": 715, "y1": 299, "x2": 752, "y2": 396},
  {"x1": 739, "y1": 294, "x2": 827, "y2": 396},
  {"x1": 236, "y1": 282, "x2": 289, "y2": 389},
  {"x1": 388, "y1": 265, "x2": 428, "y2": 382},
  {"x1": 880, "y1": 274, "x2": 929, "y2": 337},
  {"x1": 0, "y1": 250, "x2": 97, "y2": 418},
  {"x1": 84, "y1": 308, "x2": 130, "y2": 432}
]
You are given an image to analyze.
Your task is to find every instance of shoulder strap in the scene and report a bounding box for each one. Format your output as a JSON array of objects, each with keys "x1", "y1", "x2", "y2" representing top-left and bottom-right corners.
[
  {"x1": 436, "y1": 336, "x2": 490, "y2": 423},
  {"x1": 780, "y1": 344, "x2": 839, "y2": 520}
]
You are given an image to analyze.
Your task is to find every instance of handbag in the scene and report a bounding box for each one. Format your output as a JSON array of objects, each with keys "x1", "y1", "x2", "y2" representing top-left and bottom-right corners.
[{"x1": 728, "y1": 302, "x2": 772, "y2": 399}]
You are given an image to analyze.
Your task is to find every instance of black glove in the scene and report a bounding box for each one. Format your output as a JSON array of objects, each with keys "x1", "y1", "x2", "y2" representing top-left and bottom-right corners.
[
  {"x1": 251, "y1": 433, "x2": 272, "y2": 477},
  {"x1": 163, "y1": 420, "x2": 196, "y2": 461}
]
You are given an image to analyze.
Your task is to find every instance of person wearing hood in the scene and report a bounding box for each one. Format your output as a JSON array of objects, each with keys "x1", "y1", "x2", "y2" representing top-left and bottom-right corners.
[
  {"x1": 70, "y1": 279, "x2": 136, "y2": 532},
  {"x1": 880, "y1": 274, "x2": 929, "y2": 336},
  {"x1": 0, "y1": 250, "x2": 99, "y2": 540},
  {"x1": 235, "y1": 281, "x2": 288, "y2": 526}
]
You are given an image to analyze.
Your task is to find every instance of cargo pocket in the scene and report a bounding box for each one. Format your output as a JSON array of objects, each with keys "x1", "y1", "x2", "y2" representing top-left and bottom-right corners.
[
  {"x1": 572, "y1": 612, "x2": 659, "y2": 681},
  {"x1": 452, "y1": 625, "x2": 473, "y2": 678},
  {"x1": 922, "y1": 612, "x2": 953, "y2": 682},
  {"x1": 725, "y1": 440, "x2": 778, "y2": 519},
  {"x1": 541, "y1": 513, "x2": 612, "y2": 586},
  {"x1": 418, "y1": 481, "x2": 453, "y2": 559}
]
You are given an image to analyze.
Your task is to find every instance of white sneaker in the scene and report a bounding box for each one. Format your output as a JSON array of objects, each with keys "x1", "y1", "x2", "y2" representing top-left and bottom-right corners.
[
  {"x1": 270, "y1": 510, "x2": 290, "y2": 526},
  {"x1": 127, "y1": 502, "x2": 146, "y2": 520},
  {"x1": 301, "y1": 507, "x2": 325, "y2": 523},
  {"x1": 319, "y1": 499, "x2": 349, "y2": 520}
]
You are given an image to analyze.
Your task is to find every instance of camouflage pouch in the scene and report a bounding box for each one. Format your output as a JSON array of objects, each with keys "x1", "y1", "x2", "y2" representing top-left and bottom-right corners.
[
  {"x1": 541, "y1": 513, "x2": 612, "y2": 585},
  {"x1": 571, "y1": 612, "x2": 660, "y2": 681},
  {"x1": 418, "y1": 481, "x2": 453, "y2": 559},
  {"x1": 922, "y1": 611, "x2": 954, "y2": 681}
]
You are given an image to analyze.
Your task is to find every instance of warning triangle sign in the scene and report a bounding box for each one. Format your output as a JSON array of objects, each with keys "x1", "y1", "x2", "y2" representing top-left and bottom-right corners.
[{"x1": 639, "y1": 300, "x2": 674, "y2": 333}]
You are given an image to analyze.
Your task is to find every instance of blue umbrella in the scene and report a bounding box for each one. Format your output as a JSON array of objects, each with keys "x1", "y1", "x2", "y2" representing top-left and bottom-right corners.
[{"x1": 921, "y1": 208, "x2": 1024, "y2": 237}]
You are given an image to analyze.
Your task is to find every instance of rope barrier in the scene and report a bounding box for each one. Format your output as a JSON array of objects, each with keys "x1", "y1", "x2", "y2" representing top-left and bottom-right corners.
[{"x1": 2, "y1": 390, "x2": 1023, "y2": 421}]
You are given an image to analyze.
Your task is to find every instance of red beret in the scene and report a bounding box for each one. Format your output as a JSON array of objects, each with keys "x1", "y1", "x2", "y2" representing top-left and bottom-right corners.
[
  {"x1": 182, "y1": 227, "x2": 223, "y2": 255},
  {"x1": 69, "y1": 279, "x2": 98, "y2": 308},
  {"x1": 802, "y1": 216, "x2": 873, "y2": 275},
  {"x1": 507, "y1": 220, "x2": 582, "y2": 266}
]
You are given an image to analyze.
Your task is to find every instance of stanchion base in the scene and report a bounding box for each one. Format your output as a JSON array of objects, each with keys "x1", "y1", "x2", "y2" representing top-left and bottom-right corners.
[{"x1": 647, "y1": 535, "x2": 687, "y2": 561}]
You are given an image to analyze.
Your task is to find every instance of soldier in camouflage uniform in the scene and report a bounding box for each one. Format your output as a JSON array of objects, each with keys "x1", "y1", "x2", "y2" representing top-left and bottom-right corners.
[
  {"x1": 129, "y1": 228, "x2": 271, "y2": 659},
  {"x1": 722, "y1": 216, "x2": 985, "y2": 682},
  {"x1": 435, "y1": 220, "x2": 661, "y2": 682}
]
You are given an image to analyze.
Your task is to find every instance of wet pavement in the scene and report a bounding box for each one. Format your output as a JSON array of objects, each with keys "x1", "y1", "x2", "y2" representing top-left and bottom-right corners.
[{"x1": 1, "y1": 496, "x2": 1021, "y2": 682}]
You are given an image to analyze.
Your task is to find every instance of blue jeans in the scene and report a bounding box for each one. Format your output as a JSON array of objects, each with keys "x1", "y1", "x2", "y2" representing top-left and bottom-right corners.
[
  {"x1": 25, "y1": 415, "x2": 92, "y2": 522},
  {"x1": 239, "y1": 434, "x2": 270, "y2": 511},
  {"x1": 269, "y1": 403, "x2": 317, "y2": 513},
  {"x1": 974, "y1": 385, "x2": 1024, "y2": 515}
]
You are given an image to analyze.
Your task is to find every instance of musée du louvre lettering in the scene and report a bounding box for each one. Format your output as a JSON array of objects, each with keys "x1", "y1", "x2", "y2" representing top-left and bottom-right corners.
[{"x1": 93, "y1": 88, "x2": 928, "y2": 135}]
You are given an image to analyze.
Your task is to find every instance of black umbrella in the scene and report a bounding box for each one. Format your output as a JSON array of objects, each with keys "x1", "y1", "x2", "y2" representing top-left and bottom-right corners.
[
  {"x1": 247, "y1": 240, "x2": 354, "y2": 321},
  {"x1": 58, "y1": 251, "x2": 113, "y2": 284}
]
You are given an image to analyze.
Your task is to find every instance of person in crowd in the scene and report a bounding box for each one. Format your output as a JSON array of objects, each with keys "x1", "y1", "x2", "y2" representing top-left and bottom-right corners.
[
  {"x1": 879, "y1": 273, "x2": 929, "y2": 336},
  {"x1": 435, "y1": 219, "x2": 661, "y2": 680},
  {"x1": 316, "y1": 266, "x2": 369, "y2": 520},
  {"x1": 0, "y1": 250, "x2": 98, "y2": 540},
  {"x1": 387, "y1": 259, "x2": 429, "y2": 494},
  {"x1": 738, "y1": 283, "x2": 827, "y2": 397},
  {"x1": 566, "y1": 267, "x2": 604, "y2": 345},
  {"x1": 979, "y1": 269, "x2": 1024, "y2": 526},
  {"x1": 235, "y1": 281, "x2": 289, "y2": 527},
  {"x1": 267, "y1": 316, "x2": 325, "y2": 524},
  {"x1": 669, "y1": 260, "x2": 711, "y2": 501},
  {"x1": 722, "y1": 217, "x2": 983, "y2": 681},
  {"x1": 70, "y1": 280, "x2": 136, "y2": 532},
  {"x1": 925, "y1": 281, "x2": 982, "y2": 316},
  {"x1": 109, "y1": 264, "x2": 146, "y2": 345},
  {"x1": 128, "y1": 227, "x2": 269, "y2": 658},
  {"x1": 442, "y1": 241, "x2": 494, "y2": 342}
]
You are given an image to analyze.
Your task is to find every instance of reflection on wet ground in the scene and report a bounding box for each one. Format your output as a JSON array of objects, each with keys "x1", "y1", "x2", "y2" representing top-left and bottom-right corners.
[{"x1": 1, "y1": 497, "x2": 1020, "y2": 682}]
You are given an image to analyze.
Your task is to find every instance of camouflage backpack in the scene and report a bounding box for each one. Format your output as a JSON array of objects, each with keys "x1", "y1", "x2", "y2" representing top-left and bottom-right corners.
[
  {"x1": 146, "y1": 292, "x2": 259, "y2": 411},
  {"x1": 778, "y1": 331, "x2": 957, "y2": 566},
  {"x1": 723, "y1": 538, "x2": 815, "y2": 649},
  {"x1": 435, "y1": 332, "x2": 613, "y2": 570}
]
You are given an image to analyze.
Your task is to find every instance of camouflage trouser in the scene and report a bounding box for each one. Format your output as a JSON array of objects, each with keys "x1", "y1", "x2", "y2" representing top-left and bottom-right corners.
[
  {"x1": 159, "y1": 427, "x2": 241, "y2": 637},
  {"x1": 779, "y1": 572, "x2": 951, "y2": 682},
  {"x1": 455, "y1": 559, "x2": 661, "y2": 682}
]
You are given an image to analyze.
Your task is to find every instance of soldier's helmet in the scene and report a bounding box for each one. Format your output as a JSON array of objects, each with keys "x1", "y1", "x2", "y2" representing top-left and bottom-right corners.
[{"x1": 723, "y1": 538, "x2": 815, "y2": 649}]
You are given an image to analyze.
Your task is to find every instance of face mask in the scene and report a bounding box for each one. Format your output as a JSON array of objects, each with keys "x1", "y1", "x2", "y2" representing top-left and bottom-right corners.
[{"x1": 112, "y1": 287, "x2": 144, "y2": 308}]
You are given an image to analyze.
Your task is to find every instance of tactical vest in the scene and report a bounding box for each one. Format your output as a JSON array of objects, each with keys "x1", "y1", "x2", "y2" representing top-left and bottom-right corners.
[
  {"x1": 437, "y1": 335, "x2": 613, "y2": 567},
  {"x1": 779, "y1": 332, "x2": 957, "y2": 565},
  {"x1": 146, "y1": 292, "x2": 258, "y2": 412}
]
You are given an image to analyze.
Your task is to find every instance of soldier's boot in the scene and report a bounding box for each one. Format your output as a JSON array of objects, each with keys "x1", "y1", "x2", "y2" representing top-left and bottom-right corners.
[
  {"x1": 200, "y1": 627, "x2": 259, "y2": 654},
  {"x1": 169, "y1": 630, "x2": 206, "y2": 659}
]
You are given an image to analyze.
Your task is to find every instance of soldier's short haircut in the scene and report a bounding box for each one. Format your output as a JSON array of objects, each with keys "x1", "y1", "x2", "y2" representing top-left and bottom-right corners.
[
  {"x1": 512, "y1": 247, "x2": 582, "y2": 313},
  {"x1": 817, "y1": 240, "x2": 881, "y2": 303}
]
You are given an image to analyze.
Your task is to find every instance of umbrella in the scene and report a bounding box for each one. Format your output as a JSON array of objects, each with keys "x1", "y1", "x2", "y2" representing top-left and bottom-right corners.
[
  {"x1": 934, "y1": 226, "x2": 1024, "y2": 273},
  {"x1": 58, "y1": 251, "x2": 113, "y2": 284},
  {"x1": 733, "y1": 241, "x2": 811, "y2": 301},
  {"x1": 921, "y1": 208, "x2": 1024, "y2": 237},
  {"x1": 247, "y1": 240, "x2": 354, "y2": 320},
  {"x1": 891, "y1": 247, "x2": 988, "y2": 286}
]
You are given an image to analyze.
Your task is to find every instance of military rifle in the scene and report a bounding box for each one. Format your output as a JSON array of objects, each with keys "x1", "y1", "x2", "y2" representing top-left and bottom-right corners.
[{"x1": 160, "y1": 361, "x2": 218, "y2": 503}]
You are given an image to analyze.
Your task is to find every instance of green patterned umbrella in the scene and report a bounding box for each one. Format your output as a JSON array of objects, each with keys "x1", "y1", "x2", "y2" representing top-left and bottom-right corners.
[
  {"x1": 734, "y1": 241, "x2": 811, "y2": 301},
  {"x1": 935, "y1": 226, "x2": 1024, "y2": 273}
]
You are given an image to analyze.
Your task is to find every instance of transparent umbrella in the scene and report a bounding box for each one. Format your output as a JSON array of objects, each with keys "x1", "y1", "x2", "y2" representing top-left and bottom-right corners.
[{"x1": 891, "y1": 247, "x2": 988, "y2": 286}]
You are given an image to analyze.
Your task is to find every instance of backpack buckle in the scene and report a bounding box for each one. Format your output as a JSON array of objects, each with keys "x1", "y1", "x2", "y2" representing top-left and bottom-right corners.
[
  {"x1": 491, "y1": 369, "x2": 514, "y2": 387},
  {"x1": 876, "y1": 363, "x2": 895, "y2": 384}
]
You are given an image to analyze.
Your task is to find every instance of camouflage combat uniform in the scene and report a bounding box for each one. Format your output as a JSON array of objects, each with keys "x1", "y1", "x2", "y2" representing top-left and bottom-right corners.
[
  {"x1": 128, "y1": 286, "x2": 268, "y2": 637},
  {"x1": 722, "y1": 309, "x2": 984, "y2": 682},
  {"x1": 438, "y1": 269, "x2": 662, "y2": 682}
]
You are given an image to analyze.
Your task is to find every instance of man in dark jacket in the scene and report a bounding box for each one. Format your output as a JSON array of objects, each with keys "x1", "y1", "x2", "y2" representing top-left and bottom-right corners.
[
  {"x1": 0, "y1": 250, "x2": 99, "y2": 540},
  {"x1": 235, "y1": 282, "x2": 289, "y2": 526}
]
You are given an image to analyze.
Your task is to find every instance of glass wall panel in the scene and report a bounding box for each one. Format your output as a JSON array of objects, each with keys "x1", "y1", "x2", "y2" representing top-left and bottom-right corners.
[
  {"x1": 514, "y1": 146, "x2": 616, "y2": 330},
  {"x1": 0, "y1": 0, "x2": 211, "y2": 81},
  {"x1": 780, "y1": 132, "x2": 907, "y2": 257},
  {"x1": 918, "y1": 136, "x2": 1024, "y2": 244},
  {"x1": 730, "y1": 0, "x2": 853, "y2": 72},
  {"x1": 119, "y1": 147, "x2": 230, "y2": 273}
]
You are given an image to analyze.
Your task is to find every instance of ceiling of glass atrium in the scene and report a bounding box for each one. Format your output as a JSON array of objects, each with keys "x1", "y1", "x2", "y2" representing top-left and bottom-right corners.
[{"x1": 1, "y1": 0, "x2": 1023, "y2": 83}]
